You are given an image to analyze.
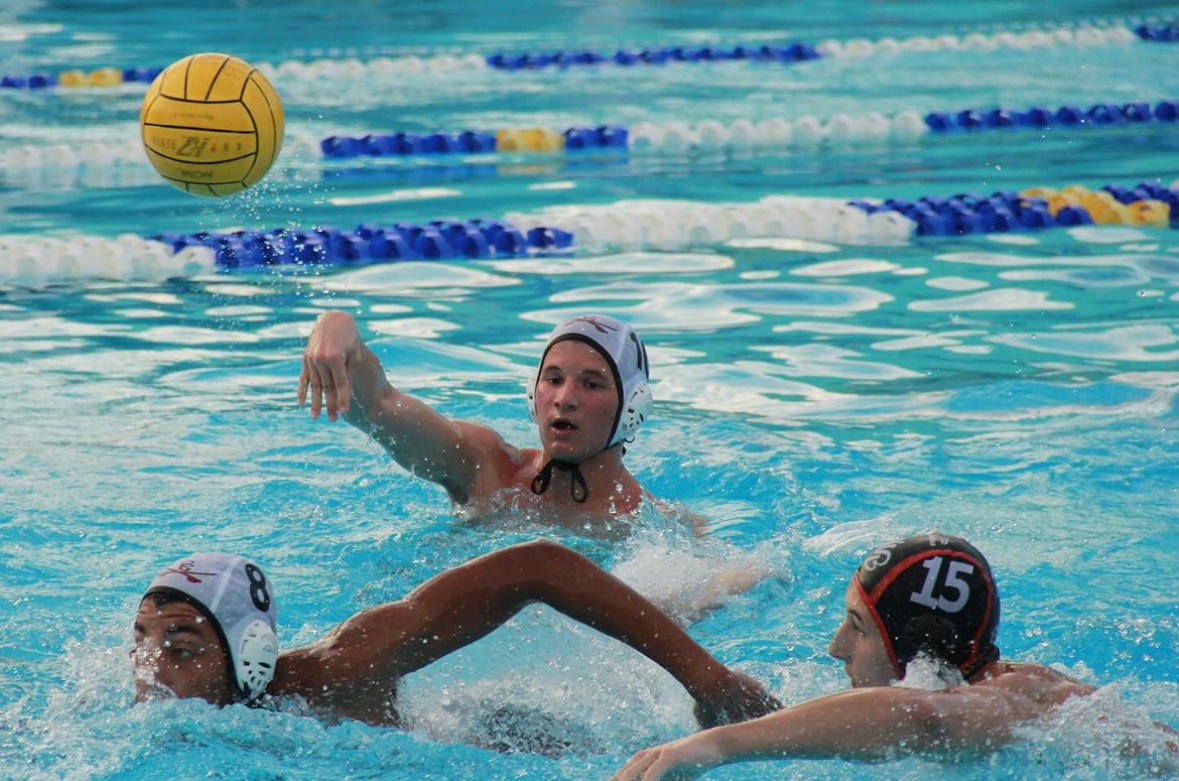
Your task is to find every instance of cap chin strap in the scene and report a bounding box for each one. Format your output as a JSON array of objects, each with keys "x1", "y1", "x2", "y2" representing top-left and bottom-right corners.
[
  {"x1": 960, "y1": 642, "x2": 1000, "y2": 682},
  {"x1": 530, "y1": 458, "x2": 589, "y2": 503}
]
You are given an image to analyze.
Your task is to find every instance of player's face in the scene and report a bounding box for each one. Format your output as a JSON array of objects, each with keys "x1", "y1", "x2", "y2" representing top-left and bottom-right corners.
[
  {"x1": 132, "y1": 598, "x2": 233, "y2": 706},
  {"x1": 828, "y1": 578, "x2": 897, "y2": 688},
  {"x1": 534, "y1": 340, "x2": 618, "y2": 460}
]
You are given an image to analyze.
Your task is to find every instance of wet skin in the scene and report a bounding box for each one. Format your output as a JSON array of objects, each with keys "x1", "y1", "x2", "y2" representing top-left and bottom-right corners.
[
  {"x1": 132, "y1": 598, "x2": 233, "y2": 706},
  {"x1": 533, "y1": 339, "x2": 619, "y2": 462},
  {"x1": 827, "y1": 578, "x2": 897, "y2": 688}
]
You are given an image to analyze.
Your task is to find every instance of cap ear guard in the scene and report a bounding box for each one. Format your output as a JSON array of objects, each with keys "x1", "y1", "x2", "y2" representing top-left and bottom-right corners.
[
  {"x1": 235, "y1": 619, "x2": 279, "y2": 700},
  {"x1": 613, "y1": 381, "x2": 653, "y2": 445},
  {"x1": 526, "y1": 371, "x2": 539, "y2": 424}
]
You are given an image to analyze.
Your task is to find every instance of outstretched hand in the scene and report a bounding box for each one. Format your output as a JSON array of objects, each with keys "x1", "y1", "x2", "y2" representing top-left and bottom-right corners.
[
  {"x1": 612, "y1": 673, "x2": 779, "y2": 781},
  {"x1": 608, "y1": 735, "x2": 720, "y2": 781},
  {"x1": 298, "y1": 311, "x2": 362, "y2": 421},
  {"x1": 693, "y1": 670, "x2": 781, "y2": 729}
]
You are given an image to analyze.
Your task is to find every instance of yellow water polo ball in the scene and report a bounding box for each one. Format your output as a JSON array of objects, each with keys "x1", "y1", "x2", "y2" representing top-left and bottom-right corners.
[{"x1": 139, "y1": 53, "x2": 284, "y2": 197}]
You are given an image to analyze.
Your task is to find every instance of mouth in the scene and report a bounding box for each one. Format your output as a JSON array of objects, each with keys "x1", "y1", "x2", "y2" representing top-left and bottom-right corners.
[
  {"x1": 133, "y1": 678, "x2": 176, "y2": 703},
  {"x1": 549, "y1": 418, "x2": 579, "y2": 434}
]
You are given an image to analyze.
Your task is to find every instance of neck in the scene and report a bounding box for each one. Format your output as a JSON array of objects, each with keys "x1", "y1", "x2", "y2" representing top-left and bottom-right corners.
[
  {"x1": 535, "y1": 447, "x2": 631, "y2": 503},
  {"x1": 964, "y1": 649, "x2": 1002, "y2": 684}
]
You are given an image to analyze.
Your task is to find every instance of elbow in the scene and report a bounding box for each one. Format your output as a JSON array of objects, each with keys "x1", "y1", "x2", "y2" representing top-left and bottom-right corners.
[
  {"x1": 511, "y1": 538, "x2": 578, "y2": 570},
  {"x1": 505, "y1": 539, "x2": 584, "y2": 593}
]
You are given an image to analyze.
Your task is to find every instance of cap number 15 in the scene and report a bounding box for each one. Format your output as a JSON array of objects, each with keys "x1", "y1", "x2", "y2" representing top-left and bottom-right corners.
[{"x1": 909, "y1": 556, "x2": 973, "y2": 613}]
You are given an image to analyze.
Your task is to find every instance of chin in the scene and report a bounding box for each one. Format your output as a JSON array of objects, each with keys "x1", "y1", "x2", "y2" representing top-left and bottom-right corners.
[{"x1": 540, "y1": 437, "x2": 583, "y2": 460}]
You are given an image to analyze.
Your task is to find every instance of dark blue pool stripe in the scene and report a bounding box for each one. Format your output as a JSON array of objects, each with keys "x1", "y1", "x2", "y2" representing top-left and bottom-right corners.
[
  {"x1": 849, "y1": 182, "x2": 1179, "y2": 236},
  {"x1": 149, "y1": 219, "x2": 573, "y2": 268}
]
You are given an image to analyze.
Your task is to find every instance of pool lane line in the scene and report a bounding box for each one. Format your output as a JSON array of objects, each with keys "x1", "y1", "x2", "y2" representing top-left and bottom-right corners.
[
  {"x1": 3, "y1": 18, "x2": 1175, "y2": 91},
  {"x1": 5, "y1": 97, "x2": 1179, "y2": 191},
  {"x1": 315, "y1": 100, "x2": 1179, "y2": 159},
  {"x1": 3, "y1": 181, "x2": 1173, "y2": 286}
]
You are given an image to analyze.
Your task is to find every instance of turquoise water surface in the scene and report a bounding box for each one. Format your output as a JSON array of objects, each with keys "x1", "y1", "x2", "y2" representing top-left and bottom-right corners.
[{"x1": 2, "y1": 2, "x2": 1178, "y2": 780}]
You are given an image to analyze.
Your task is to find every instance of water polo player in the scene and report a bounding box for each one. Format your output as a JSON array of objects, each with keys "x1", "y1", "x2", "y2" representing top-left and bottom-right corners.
[
  {"x1": 608, "y1": 533, "x2": 1171, "y2": 780},
  {"x1": 299, "y1": 311, "x2": 653, "y2": 524},
  {"x1": 132, "y1": 540, "x2": 781, "y2": 729}
]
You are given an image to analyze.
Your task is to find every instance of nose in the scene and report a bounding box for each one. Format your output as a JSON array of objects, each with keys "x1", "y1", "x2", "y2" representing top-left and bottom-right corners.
[
  {"x1": 131, "y1": 640, "x2": 160, "y2": 669},
  {"x1": 130, "y1": 642, "x2": 162, "y2": 677},
  {"x1": 130, "y1": 643, "x2": 163, "y2": 702},
  {"x1": 551, "y1": 378, "x2": 578, "y2": 409},
  {"x1": 828, "y1": 622, "x2": 849, "y2": 661}
]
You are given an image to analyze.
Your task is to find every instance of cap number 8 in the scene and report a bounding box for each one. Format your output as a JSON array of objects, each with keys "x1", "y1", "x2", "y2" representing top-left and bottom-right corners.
[{"x1": 245, "y1": 563, "x2": 271, "y2": 612}]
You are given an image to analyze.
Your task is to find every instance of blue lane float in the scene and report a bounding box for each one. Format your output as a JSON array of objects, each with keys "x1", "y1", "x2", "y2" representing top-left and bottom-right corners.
[
  {"x1": 849, "y1": 182, "x2": 1177, "y2": 236},
  {"x1": 484, "y1": 42, "x2": 821, "y2": 71},
  {"x1": 319, "y1": 126, "x2": 629, "y2": 159},
  {"x1": 1134, "y1": 23, "x2": 1179, "y2": 41},
  {"x1": 147, "y1": 219, "x2": 575, "y2": 268},
  {"x1": 921, "y1": 99, "x2": 1179, "y2": 132}
]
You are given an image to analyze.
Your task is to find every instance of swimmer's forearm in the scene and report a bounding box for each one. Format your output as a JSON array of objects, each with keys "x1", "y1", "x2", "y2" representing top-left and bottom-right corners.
[
  {"x1": 699, "y1": 686, "x2": 1017, "y2": 762},
  {"x1": 522, "y1": 542, "x2": 731, "y2": 700},
  {"x1": 338, "y1": 342, "x2": 395, "y2": 429},
  {"x1": 611, "y1": 685, "x2": 1010, "y2": 781},
  {"x1": 638, "y1": 693, "x2": 931, "y2": 773},
  {"x1": 710, "y1": 691, "x2": 936, "y2": 761}
]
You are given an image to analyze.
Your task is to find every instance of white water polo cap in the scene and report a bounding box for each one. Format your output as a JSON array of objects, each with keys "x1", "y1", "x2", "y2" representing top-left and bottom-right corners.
[
  {"x1": 527, "y1": 314, "x2": 653, "y2": 449},
  {"x1": 145, "y1": 553, "x2": 279, "y2": 701}
]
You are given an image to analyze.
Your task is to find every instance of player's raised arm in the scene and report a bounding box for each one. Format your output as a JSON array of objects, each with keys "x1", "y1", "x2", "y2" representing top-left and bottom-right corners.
[{"x1": 298, "y1": 310, "x2": 512, "y2": 501}]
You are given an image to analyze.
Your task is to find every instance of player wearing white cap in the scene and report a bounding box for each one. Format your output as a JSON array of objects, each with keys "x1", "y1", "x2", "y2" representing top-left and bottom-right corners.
[
  {"x1": 132, "y1": 539, "x2": 780, "y2": 728},
  {"x1": 299, "y1": 312, "x2": 653, "y2": 522}
]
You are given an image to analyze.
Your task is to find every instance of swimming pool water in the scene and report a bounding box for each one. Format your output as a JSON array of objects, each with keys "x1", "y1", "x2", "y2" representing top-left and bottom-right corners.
[{"x1": 2, "y1": 1, "x2": 1178, "y2": 780}]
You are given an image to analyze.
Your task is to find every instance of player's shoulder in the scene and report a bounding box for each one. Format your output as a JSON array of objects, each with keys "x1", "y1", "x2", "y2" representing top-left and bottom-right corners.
[
  {"x1": 973, "y1": 661, "x2": 1095, "y2": 704},
  {"x1": 453, "y1": 419, "x2": 518, "y2": 455},
  {"x1": 452, "y1": 420, "x2": 535, "y2": 479}
]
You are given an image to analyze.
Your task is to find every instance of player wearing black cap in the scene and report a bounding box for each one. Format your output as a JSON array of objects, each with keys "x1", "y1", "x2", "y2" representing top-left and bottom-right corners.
[{"x1": 608, "y1": 534, "x2": 1176, "y2": 781}]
